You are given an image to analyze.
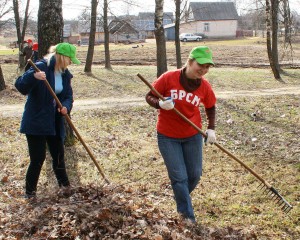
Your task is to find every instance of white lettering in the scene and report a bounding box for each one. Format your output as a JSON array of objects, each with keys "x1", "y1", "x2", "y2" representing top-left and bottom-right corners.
[
  {"x1": 191, "y1": 95, "x2": 201, "y2": 106},
  {"x1": 169, "y1": 90, "x2": 201, "y2": 107},
  {"x1": 170, "y1": 89, "x2": 178, "y2": 99},
  {"x1": 178, "y1": 90, "x2": 186, "y2": 100},
  {"x1": 186, "y1": 93, "x2": 193, "y2": 102}
]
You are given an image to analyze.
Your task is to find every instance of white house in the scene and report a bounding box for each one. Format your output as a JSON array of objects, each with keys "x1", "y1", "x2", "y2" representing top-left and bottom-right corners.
[{"x1": 180, "y1": 2, "x2": 239, "y2": 38}]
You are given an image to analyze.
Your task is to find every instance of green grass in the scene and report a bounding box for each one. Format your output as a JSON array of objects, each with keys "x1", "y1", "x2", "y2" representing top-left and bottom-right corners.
[
  {"x1": 0, "y1": 49, "x2": 18, "y2": 55},
  {"x1": 1, "y1": 63, "x2": 300, "y2": 106}
]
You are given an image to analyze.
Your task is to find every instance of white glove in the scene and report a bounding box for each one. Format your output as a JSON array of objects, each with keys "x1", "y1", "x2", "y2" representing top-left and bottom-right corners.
[
  {"x1": 159, "y1": 97, "x2": 175, "y2": 110},
  {"x1": 205, "y1": 129, "x2": 216, "y2": 144}
]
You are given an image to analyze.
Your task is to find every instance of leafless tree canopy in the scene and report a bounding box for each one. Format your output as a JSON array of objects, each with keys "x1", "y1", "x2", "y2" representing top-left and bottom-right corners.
[{"x1": 0, "y1": 0, "x2": 13, "y2": 30}]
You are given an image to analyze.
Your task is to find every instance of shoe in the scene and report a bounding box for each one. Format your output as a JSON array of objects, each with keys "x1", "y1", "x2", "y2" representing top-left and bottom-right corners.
[
  {"x1": 24, "y1": 192, "x2": 37, "y2": 202},
  {"x1": 182, "y1": 218, "x2": 196, "y2": 227},
  {"x1": 58, "y1": 185, "x2": 73, "y2": 197}
]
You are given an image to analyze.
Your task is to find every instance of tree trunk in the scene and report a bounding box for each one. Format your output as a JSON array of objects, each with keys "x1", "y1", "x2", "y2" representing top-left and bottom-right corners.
[
  {"x1": 0, "y1": 65, "x2": 5, "y2": 91},
  {"x1": 103, "y1": 0, "x2": 112, "y2": 70},
  {"x1": 38, "y1": 0, "x2": 75, "y2": 144},
  {"x1": 38, "y1": 0, "x2": 63, "y2": 57},
  {"x1": 64, "y1": 114, "x2": 75, "y2": 146},
  {"x1": 174, "y1": 0, "x2": 182, "y2": 68},
  {"x1": 283, "y1": 0, "x2": 291, "y2": 44},
  {"x1": 282, "y1": 0, "x2": 293, "y2": 62},
  {"x1": 13, "y1": 0, "x2": 30, "y2": 70},
  {"x1": 84, "y1": 0, "x2": 98, "y2": 73},
  {"x1": 265, "y1": 0, "x2": 281, "y2": 81},
  {"x1": 154, "y1": 0, "x2": 167, "y2": 77},
  {"x1": 271, "y1": 0, "x2": 281, "y2": 78}
]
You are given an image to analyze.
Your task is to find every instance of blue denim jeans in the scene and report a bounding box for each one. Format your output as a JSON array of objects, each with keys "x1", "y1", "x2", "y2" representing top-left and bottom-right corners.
[{"x1": 157, "y1": 132, "x2": 203, "y2": 221}]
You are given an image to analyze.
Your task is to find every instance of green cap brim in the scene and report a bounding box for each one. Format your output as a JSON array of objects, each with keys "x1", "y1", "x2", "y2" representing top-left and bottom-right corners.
[
  {"x1": 71, "y1": 57, "x2": 81, "y2": 64},
  {"x1": 195, "y1": 58, "x2": 214, "y2": 66}
]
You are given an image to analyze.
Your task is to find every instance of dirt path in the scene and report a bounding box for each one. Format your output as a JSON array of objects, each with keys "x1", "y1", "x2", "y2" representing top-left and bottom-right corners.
[{"x1": 1, "y1": 86, "x2": 300, "y2": 118}]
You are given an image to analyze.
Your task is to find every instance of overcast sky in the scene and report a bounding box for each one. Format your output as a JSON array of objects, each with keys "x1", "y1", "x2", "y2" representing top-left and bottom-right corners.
[
  {"x1": 27, "y1": 0, "x2": 175, "y2": 19},
  {"x1": 25, "y1": 0, "x2": 300, "y2": 20}
]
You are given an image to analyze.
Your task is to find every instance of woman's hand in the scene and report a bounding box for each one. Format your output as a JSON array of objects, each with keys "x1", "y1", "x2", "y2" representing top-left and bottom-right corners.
[
  {"x1": 205, "y1": 129, "x2": 216, "y2": 144},
  {"x1": 34, "y1": 71, "x2": 46, "y2": 81},
  {"x1": 58, "y1": 106, "x2": 68, "y2": 115},
  {"x1": 159, "y1": 97, "x2": 175, "y2": 110}
]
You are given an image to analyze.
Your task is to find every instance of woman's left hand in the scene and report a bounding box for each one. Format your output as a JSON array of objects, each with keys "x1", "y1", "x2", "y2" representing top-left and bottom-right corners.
[
  {"x1": 205, "y1": 129, "x2": 216, "y2": 144},
  {"x1": 34, "y1": 71, "x2": 46, "y2": 81},
  {"x1": 58, "y1": 106, "x2": 68, "y2": 115}
]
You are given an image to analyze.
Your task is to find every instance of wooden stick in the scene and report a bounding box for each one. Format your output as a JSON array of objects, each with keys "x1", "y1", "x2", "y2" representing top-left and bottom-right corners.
[
  {"x1": 137, "y1": 73, "x2": 270, "y2": 186},
  {"x1": 28, "y1": 59, "x2": 110, "y2": 184}
]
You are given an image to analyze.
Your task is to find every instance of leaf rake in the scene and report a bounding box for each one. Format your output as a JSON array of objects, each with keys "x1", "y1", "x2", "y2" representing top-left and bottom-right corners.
[{"x1": 137, "y1": 73, "x2": 292, "y2": 213}]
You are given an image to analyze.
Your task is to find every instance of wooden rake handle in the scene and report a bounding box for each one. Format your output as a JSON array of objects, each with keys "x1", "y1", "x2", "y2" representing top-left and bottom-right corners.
[
  {"x1": 138, "y1": 73, "x2": 293, "y2": 213},
  {"x1": 28, "y1": 59, "x2": 110, "y2": 184},
  {"x1": 137, "y1": 73, "x2": 271, "y2": 187}
]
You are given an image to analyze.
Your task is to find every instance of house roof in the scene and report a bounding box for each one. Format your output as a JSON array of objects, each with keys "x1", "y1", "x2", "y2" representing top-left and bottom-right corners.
[
  {"x1": 78, "y1": 12, "x2": 175, "y2": 34},
  {"x1": 78, "y1": 20, "x2": 104, "y2": 33},
  {"x1": 133, "y1": 12, "x2": 174, "y2": 31},
  {"x1": 189, "y1": 2, "x2": 239, "y2": 21},
  {"x1": 109, "y1": 19, "x2": 138, "y2": 34},
  {"x1": 164, "y1": 23, "x2": 175, "y2": 29},
  {"x1": 137, "y1": 12, "x2": 174, "y2": 21}
]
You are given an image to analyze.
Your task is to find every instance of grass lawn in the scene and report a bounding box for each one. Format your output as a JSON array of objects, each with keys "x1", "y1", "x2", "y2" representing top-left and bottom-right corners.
[{"x1": 0, "y1": 38, "x2": 299, "y2": 239}]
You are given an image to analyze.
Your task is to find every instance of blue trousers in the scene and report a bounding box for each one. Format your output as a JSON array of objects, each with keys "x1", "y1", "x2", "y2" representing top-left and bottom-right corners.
[{"x1": 157, "y1": 132, "x2": 203, "y2": 221}]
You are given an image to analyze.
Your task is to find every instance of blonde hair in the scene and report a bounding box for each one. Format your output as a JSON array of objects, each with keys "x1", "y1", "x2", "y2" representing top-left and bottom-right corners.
[
  {"x1": 183, "y1": 58, "x2": 195, "y2": 68},
  {"x1": 45, "y1": 45, "x2": 70, "y2": 72}
]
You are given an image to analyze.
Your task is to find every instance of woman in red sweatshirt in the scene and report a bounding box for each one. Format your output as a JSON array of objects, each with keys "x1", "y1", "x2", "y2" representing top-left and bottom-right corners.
[{"x1": 145, "y1": 46, "x2": 216, "y2": 222}]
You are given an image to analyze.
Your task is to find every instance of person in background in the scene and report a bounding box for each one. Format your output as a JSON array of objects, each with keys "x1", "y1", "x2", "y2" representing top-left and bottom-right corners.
[
  {"x1": 32, "y1": 43, "x2": 39, "y2": 63},
  {"x1": 15, "y1": 43, "x2": 81, "y2": 199},
  {"x1": 145, "y1": 46, "x2": 217, "y2": 223},
  {"x1": 21, "y1": 39, "x2": 33, "y2": 71}
]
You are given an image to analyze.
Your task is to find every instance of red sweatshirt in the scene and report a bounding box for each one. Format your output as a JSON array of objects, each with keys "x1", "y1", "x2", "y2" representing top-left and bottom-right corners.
[{"x1": 146, "y1": 69, "x2": 216, "y2": 138}]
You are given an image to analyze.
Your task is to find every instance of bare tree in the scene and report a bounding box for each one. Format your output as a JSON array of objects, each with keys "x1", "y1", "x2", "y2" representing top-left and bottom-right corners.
[
  {"x1": 279, "y1": 0, "x2": 293, "y2": 62},
  {"x1": 174, "y1": 0, "x2": 182, "y2": 68},
  {"x1": 266, "y1": 0, "x2": 281, "y2": 81},
  {"x1": 38, "y1": 0, "x2": 63, "y2": 57},
  {"x1": 103, "y1": 0, "x2": 112, "y2": 70},
  {"x1": 84, "y1": 0, "x2": 98, "y2": 73},
  {"x1": 0, "y1": 65, "x2": 5, "y2": 91},
  {"x1": 155, "y1": 0, "x2": 167, "y2": 77},
  {"x1": 13, "y1": 0, "x2": 30, "y2": 70},
  {"x1": 174, "y1": 0, "x2": 187, "y2": 68},
  {"x1": 0, "y1": 0, "x2": 13, "y2": 90},
  {"x1": 282, "y1": 0, "x2": 292, "y2": 43},
  {"x1": 0, "y1": 0, "x2": 13, "y2": 31}
]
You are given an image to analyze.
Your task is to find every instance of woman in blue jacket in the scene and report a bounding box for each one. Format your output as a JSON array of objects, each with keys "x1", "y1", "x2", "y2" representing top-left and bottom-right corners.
[{"x1": 15, "y1": 42, "x2": 81, "y2": 199}]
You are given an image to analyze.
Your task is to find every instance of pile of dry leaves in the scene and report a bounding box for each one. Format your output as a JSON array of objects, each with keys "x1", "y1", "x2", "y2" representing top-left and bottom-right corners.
[{"x1": 0, "y1": 182, "x2": 256, "y2": 240}]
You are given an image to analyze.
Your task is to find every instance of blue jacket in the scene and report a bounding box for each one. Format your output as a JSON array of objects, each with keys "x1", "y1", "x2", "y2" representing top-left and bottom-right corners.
[{"x1": 15, "y1": 57, "x2": 73, "y2": 140}]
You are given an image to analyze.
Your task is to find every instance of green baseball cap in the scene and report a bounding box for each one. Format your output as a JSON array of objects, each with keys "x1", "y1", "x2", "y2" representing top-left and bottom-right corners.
[
  {"x1": 189, "y1": 46, "x2": 214, "y2": 65},
  {"x1": 56, "y1": 42, "x2": 81, "y2": 64}
]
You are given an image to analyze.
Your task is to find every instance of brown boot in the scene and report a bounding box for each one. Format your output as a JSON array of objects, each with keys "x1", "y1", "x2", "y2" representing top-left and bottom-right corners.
[{"x1": 58, "y1": 185, "x2": 73, "y2": 197}]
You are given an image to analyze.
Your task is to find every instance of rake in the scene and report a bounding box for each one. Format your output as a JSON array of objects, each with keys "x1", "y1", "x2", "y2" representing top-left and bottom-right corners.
[
  {"x1": 137, "y1": 73, "x2": 293, "y2": 213},
  {"x1": 28, "y1": 59, "x2": 110, "y2": 184}
]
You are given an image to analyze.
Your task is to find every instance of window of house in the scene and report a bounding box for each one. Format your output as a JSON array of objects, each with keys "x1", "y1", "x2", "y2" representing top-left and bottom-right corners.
[{"x1": 204, "y1": 23, "x2": 210, "y2": 32}]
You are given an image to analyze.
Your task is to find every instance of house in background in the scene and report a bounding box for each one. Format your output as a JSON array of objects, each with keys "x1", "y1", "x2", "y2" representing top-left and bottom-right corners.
[
  {"x1": 78, "y1": 12, "x2": 174, "y2": 44},
  {"x1": 164, "y1": 23, "x2": 176, "y2": 40},
  {"x1": 109, "y1": 19, "x2": 140, "y2": 43},
  {"x1": 132, "y1": 12, "x2": 174, "y2": 39},
  {"x1": 78, "y1": 19, "x2": 106, "y2": 45},
  {"x1": 63, "y1": 24, "x2": 79, "y2": 44},
  {"x1": 180, "y1": 2, "x2": 239, "y2": 38}
]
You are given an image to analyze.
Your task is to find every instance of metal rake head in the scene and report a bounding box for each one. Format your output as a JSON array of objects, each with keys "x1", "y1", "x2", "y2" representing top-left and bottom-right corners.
[{"x1": 259, "y1": 183, "x2": 293, "y2": 213}]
